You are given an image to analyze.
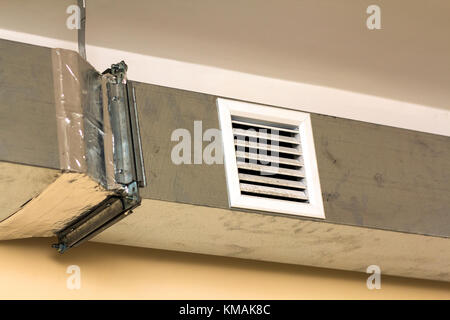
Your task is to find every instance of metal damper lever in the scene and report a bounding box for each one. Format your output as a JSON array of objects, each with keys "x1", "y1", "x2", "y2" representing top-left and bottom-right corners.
[{"x1": 52, "y1": 61, "x2": 146, "y2": 253}]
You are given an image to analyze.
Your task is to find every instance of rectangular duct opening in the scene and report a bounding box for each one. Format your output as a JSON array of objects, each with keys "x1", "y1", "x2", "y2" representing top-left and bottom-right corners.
[{"x1": 217, "y1": 98, "x2": 325, "y2": 219}]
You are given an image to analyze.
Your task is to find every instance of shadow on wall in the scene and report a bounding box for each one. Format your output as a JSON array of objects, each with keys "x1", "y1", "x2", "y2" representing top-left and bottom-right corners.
[{"x1": 0, "y1": 237, "x2": 449, "y2": 299}]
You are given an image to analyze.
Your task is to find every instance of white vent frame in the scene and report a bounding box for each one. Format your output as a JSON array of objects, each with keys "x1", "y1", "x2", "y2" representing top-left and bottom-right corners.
[{"x1": 217, "y1": 98, "x2": 325, "y2": 219}]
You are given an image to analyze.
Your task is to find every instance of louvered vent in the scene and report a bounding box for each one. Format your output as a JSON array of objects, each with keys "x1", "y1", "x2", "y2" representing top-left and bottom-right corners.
[
  {"x1": 217, "y1": 98, "x2": 325, "y2": 219},
  {"x1": 232, "y1": 117, "x2": 309, "y2": 203}
]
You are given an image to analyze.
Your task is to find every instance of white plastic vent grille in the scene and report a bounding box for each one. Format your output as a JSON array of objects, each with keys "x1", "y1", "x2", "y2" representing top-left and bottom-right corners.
[
  {"x1": 217, "y1": 98, "x2": 325, "y2": 219},
  {"x1": 232, "y1": 117, "x2": 309, "y2": 203}
]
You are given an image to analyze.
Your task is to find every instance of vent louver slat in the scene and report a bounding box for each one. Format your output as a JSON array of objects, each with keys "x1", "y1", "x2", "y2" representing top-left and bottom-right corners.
[
  {"x1": 240, "y1": 183, "x2": 308, "y2": 201},
  {"x1": 233, "y1": 128, "x2": 299, "y2": 144},
  {"x1": 235, "y1": 150, "x2": 304, "y2": 167},
  {"x1": 234, "y1": 140, "x2": 301, "y2": 156},
  {"x1": 232, "y1": 116, "x2": 309, "y2": 203},
  {"x1": 232, "y1": 119, "x2": 299, "y2": 134},
  {"x1": 236, "y1": 161, "x2": 305, "y2": 178},
  {"x1": 238, "y1": 173, "x2": 306, "y2": 189}
]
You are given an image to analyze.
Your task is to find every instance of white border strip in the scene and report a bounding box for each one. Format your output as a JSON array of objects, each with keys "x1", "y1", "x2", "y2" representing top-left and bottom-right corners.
[{"x1": 1, "y1": 28, "x2": 449, "y2": 137}]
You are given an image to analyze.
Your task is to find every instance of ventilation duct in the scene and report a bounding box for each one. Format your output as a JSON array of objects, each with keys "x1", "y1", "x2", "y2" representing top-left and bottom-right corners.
[{"x1": 1, "y1": 39, "x2": 449, "y2": 282}]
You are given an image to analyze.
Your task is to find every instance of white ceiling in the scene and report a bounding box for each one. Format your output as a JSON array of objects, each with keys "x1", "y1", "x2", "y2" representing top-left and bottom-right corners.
[{"x1": 1, "y1": 0, "x2": 449, "y2": 111}]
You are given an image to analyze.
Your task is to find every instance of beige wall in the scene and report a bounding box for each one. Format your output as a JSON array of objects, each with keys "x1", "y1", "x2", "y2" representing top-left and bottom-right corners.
[{"x1": 0, "y1": 238, "x2": 448, "y2": 299}]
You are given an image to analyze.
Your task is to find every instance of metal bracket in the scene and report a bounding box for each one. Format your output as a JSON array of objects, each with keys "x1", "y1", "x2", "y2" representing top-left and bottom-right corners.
[
  {"x1": 52, "y1": 61, "x2": 145, "y2": 253},
  {"x1": 77, "y1": 0, "x2": 86, "y2": 59}
]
